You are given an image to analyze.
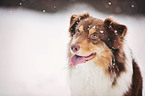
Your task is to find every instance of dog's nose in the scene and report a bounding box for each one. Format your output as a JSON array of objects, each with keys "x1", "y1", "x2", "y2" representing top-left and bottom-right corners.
[{"x1": 71, "y1": 44, "x2": 80, "y2": 53}]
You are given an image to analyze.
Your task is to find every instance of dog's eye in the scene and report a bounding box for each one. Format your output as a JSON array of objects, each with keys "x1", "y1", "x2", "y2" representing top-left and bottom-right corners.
[
  {"x1": 76, "y1": 30, "x2": 81, "y2": 34},
  {"x1": 91, "y1": 33, "x2": 98, "y2": 39},
  {"x1": 77, "y1": 30, "x2": 80, "y2": 33}
]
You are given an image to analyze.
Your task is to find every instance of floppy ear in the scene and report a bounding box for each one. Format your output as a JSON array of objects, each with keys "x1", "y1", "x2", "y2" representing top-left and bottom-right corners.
[
  {"x1": 69, "y1": 13, "x2": 90, "y2": 36},
  {"x1": 104, "y1": 18, "x2": 127, "y2": 38}
]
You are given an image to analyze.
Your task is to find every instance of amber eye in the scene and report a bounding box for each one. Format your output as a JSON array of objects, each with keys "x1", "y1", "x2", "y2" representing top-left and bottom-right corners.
[
  {"x1": 76, "y1": 29, "x2": 81, "y2": 35},
  {"x1": 77, "y1": 30, "x2": 80, "y2": 33},
  {"x1": 90, "y1": 33, "x2": 98, "y2": 39}
]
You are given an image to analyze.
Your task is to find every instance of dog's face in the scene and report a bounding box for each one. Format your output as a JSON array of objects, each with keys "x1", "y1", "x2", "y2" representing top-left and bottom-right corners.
[{"x1": 68, "y1": 13, "x2": 127, "y2": 71}]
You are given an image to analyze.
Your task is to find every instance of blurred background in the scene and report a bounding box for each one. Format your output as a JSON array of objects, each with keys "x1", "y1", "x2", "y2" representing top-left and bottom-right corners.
[
  {"x1": 1, "y1": 0, "x2": 145, "y2": 14},
  {"x1": 0, "y1": 0, "x2": 145, "y2": 96}
]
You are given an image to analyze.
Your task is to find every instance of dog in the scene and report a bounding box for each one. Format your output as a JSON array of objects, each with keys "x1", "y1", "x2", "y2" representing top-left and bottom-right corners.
[{"x1": 67, "y1": 13, "x2": 142, "y2": 96}]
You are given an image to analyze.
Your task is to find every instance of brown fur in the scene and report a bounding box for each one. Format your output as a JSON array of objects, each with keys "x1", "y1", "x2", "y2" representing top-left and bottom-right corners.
[
  {"x1": 68, "y1": 13, "x2": 142, "y2": 95},
  {"x1": 124, "y1": 60, "x2": 142, "y2": 96}
]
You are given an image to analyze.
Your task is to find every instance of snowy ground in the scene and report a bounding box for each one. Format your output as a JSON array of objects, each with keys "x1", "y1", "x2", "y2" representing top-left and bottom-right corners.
[{"x1": 0, "y1": 3, "x2": 145, "y2": 96}]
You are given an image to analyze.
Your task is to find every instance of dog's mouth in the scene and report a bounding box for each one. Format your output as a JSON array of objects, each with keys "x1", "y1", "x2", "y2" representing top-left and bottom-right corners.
[{"x1": 70, "y1": 53, "x2": 96, "y2": 66}]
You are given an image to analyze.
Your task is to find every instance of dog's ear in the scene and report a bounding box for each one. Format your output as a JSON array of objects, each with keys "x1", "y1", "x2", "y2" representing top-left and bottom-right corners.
[
  {"x1": 104, "y1": 18, "x2": 127, "y2": 38},
  {"x1": 69, "y1": 13, "x2": 90, "y2": 36}
]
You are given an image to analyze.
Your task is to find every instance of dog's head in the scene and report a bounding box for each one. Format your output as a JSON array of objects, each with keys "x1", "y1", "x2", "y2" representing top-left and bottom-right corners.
[{"x1": 68, "y1": 13, "x2": 127, "y2": 72}]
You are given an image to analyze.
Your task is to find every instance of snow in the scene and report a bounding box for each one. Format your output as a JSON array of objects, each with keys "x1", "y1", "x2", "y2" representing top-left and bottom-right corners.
[
  {"x1": 131, "y1": 5, "x2": 135, "y2": 8},
  {"x1": 19, "y1": 3, "x2": 22, "y2": 6},
  {"x1": 108, "y1": 2, "x2": 112, "y2": 6},
  {"x1": 0, "y1": 3, "x2": 145, "y2": 96},
  {"x1": 114, "y1": 30, "x2": 118, "y2": 35},
  {"x1": 42, "y1": 10, "x2": 46, "y2": 13},
  {"x1": 100, "y1": 30, "x2": 104, "y2": 34},
  {"x1": 54, "y1": 6, "x2": 56, "y2": 9}
]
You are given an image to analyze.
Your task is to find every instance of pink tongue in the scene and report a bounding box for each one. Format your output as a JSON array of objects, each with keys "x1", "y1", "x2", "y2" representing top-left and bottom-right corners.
[
  {"x1": 70, "y1": 55, "x2": 86, "y2": 66},
  {"x1": 70, "y1": 53, "x2": 96, "y2": 66}
]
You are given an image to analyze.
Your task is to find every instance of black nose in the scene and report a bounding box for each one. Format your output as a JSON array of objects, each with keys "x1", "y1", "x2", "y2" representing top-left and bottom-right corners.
[{"x1": 71, "y1": 44, "x2": 80, "y2": 53}]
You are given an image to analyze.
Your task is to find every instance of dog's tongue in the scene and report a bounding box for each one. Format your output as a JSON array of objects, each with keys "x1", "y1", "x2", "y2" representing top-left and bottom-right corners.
[
  {"x1": 70, "y1": 53, "x2": 96, "y2": 66},
  {"x1": 70, "y1": 55, "x2": 85, "y2": 66}
]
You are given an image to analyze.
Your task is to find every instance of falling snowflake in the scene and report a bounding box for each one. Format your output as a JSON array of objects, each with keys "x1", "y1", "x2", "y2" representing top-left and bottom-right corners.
[
  {"x1": 100, "y1": 31, "x2": 104, "y2": 34},
  {"x1": 92, "y1": 26, "x2": 96, "y2": 29},
  {"x1": 54, "y1": 6, "x2": 56, "y2": 9},
  {"x1": 131, "y1": 4, "x2": 135, "y2": 8},
  {"x1": 43, "y1": 10, "x2": 46, "y2": 13},
  {"x1": 108, "y1": 2, "x2": 111, "y2": 5},
  {"x1": 114, "y1": 30, "x2": 118, "y2": 35},
  {"x1": 115, "y1": 7, "x2": 122, "y2": 13},
  {"x1": 19, "y1": 2, "x2": 22, "y2": 6}
]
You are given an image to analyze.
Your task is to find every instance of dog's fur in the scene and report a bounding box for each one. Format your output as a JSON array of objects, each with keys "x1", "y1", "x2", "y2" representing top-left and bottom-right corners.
[{"x1": 68, "y1": 13, "x2": 142, "y2": 96}]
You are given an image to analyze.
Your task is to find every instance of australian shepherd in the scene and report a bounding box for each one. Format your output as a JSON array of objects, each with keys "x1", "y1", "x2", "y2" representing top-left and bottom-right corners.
[{"x1": 67, "y1": 13, "x2": 142, "y2": 96}]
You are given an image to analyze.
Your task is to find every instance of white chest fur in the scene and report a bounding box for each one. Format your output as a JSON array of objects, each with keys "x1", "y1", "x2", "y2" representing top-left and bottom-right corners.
[
  {"x1": 69, "y1": 62, "x2": 112, "y2": 96},
  {"x1": 68, "y1": 45, "x2": 133, "y2": 96}
]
